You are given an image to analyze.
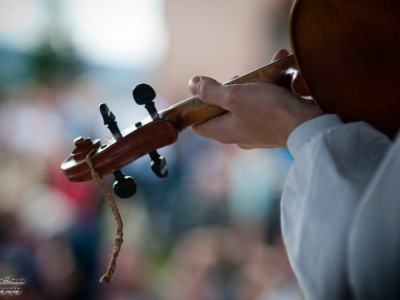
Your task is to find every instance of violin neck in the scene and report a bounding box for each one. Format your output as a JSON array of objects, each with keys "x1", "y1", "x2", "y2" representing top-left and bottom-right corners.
[{"x1": 159, "y1": 54, "x2": 297, "y2": 132}]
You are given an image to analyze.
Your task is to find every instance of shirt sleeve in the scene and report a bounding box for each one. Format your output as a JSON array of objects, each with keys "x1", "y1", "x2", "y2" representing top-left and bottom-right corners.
[
  {"x1": 348, "y1": 129, "x2": 400, "y2": 300},
  {"x1": 281, "y1": 114, "x2": 391, "y2": 300}
]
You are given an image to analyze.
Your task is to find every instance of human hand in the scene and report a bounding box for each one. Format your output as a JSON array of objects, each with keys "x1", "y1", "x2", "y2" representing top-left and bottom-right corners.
[{"x1": 188, "y1": 49, "x2": 322, "y2": 149}]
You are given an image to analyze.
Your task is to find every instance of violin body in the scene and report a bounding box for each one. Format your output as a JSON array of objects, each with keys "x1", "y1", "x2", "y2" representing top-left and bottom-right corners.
[
  {"x1": 291, "y1": 0, "x2": 400, "y2": 138},
  {"x1": 62, "y1": 0, "x2": 400, "y2": 182}
]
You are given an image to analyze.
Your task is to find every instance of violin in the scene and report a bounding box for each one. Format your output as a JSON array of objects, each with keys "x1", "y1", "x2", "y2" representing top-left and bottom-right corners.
[{"x1": 61, "y1": 0, "x2": 400, "y2": 197}]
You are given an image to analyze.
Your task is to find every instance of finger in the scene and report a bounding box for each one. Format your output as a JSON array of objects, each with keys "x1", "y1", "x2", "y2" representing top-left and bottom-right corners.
[
  {"x1": 190, "y1": 113, "x2": 235, "y2": 144},
  {"x1": 271, "y1": 48, "x2": 290, "y2": 62},
  {"x1": 188, "y1": 76, "x2": 231, "y2": 110}
]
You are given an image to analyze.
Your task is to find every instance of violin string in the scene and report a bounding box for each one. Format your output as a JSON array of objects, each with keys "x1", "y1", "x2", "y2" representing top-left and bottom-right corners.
[{"x1": 86, "y1": 149, "x2": 124, "y2": 284}]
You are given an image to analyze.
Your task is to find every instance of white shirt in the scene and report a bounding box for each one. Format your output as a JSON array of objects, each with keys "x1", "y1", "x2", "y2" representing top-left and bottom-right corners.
[{"x1": 281, "y1": 114, "x2": 399, "y2": 300}]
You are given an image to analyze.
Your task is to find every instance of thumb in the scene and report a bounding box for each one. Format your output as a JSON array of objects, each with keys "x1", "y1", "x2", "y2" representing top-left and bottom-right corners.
[{"x1": 188, "y1": 76, "x2": 229, "y2": 109}]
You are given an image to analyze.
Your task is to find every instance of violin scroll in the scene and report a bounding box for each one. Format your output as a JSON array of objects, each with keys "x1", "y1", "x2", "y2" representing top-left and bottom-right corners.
[
  {"x1": 72, "y1": 137, "x2": 101, "y2": 162},
  {"x1": 61, "y1": 90, "x2": 178, "y2": 186}
]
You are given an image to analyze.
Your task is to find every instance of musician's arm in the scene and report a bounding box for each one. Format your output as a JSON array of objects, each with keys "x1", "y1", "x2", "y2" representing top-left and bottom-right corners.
[{"x1": 282, "y1": 114, "x2": 391, "y2": 300}]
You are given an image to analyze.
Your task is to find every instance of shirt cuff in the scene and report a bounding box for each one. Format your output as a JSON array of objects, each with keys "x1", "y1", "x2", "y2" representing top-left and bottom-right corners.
[{"x1": 287, "y1": 114, "x2": 344, "y2": 160}]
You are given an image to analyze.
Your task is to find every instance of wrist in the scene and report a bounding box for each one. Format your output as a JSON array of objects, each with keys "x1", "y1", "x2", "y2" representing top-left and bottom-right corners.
[
  {"x1": 281, "y1": 103, "x2": 323, "y2": 148},
  {"x1": 287, "y1": 114, "x2": 344, "y2": 158}
]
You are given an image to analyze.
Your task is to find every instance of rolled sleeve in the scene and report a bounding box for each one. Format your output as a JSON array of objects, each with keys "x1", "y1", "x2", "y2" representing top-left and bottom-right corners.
[{"x1": 287, "y1": 114, "x2": 344, "y2": 160}]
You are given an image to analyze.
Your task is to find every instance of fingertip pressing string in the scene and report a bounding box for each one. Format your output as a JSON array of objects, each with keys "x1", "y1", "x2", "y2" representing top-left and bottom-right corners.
[{"x1": 86, "y1": 149, "x2": 124, "y2": 284}]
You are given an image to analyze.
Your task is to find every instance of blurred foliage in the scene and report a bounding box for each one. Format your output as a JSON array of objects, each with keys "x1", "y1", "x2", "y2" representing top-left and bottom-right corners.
[
  {"x1": 0, "y1": 0, "x2": 82, "y2": 95},
  {"x1": 32, "y1": 42, "x2": 82, "y2": 87}
]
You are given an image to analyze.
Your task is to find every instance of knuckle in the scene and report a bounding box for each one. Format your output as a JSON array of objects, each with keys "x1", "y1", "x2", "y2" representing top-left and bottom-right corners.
[
  {"x1": 197, "y1": 79, "x2": 211, "y2": 102},
  {"x1": 225, "y1": 85, "x2": 241, "y2": 110},
  {"x1": 226, "y1": 85, "x2": 239, "y2": 100}
]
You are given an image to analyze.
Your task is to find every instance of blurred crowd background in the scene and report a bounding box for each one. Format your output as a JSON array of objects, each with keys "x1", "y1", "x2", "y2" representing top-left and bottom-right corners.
[{"x1": 0, "y1": 0, "x2": 303, "y2": 299}]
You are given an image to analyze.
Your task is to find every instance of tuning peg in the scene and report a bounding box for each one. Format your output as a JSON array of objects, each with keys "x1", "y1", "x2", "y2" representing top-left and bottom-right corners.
[
  {"x1": 99, "y1": 104, "x2": 137, "y2": 198},
  {"x1": 132, "y1": 83, "x2": 159, "y2": 120},
  {"x1": 132, "y1": 121, "x2": 169, "y2": 179},
  {"x1": 149, "y1": 150, "x2": 169, "y2": 179},
  {"x1": 113, "y1": 170, "x2": 137, "y2": 198},
  {"x1": 99, "y1": 103, "x2": 123, "y2": 140}
]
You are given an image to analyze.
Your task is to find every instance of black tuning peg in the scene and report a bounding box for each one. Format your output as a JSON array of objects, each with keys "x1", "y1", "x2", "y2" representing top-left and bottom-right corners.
[
  {"x1": 149, "y1": 150, "x2": 169, "y2": 179},
  {"x1": 113, "y1": 170, "x2": 137, "y2": 199},
  {"x1": 133, "y1": 121, "x2": 169, "y2": 179},
  {"x1": 99, "y1": 103, "x2": 137, "y2": 198},
  {"x1": 99, "y1": 103, "x2": 123, "y2": 140},
  {"x1": 132, "y1": 84, "x2": 168, "y2": 179},
  {"x1": 132, "y1": 83, "x2": 159, "y2": 120}
]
